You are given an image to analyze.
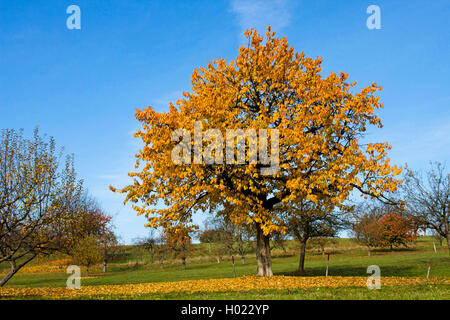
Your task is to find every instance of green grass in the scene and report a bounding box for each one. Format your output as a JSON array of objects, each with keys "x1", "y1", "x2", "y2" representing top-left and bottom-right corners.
[{"x1": 1, "y1": 236, "x2": 449, "y2": 299}]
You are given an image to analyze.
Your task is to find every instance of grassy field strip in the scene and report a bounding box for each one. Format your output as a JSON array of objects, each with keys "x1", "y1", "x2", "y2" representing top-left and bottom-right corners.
[{"x1": 1, "y1": 275, "x2": 448, "y2": 299}]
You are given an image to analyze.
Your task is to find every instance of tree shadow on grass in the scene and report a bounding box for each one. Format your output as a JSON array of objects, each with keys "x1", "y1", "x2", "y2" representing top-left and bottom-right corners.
[
  {"x1": 5, "y1": 276, "x2": 66, "y2": 288},
  {"x1": 371, "y1": 247, "x2": 418, "y2": 254},
  {"x1": 275, "y1": 264, "x2": 417, "y2": 278},
  {"x1": 307, "y1": 250, "x2": 349, "y2": 257},
  {"x1": 271, "y1": 252, "x2": 296, "y2": 259}
]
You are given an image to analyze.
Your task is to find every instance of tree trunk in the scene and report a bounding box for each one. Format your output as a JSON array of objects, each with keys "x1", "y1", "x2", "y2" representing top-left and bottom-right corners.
[
  {"x1": 86, "y1": 267, "x2": 89, "y2": 276},
  {"x1": 181, "y1": 256, "x2": 186, "y2": 270},
  {"x1": 241, "y1": 255, "x2": 246, "y2": 265},
  {"x1": 298, "y1": 236, "x2": 308, "y2": 272},
  {"x1": 103, "y1": 259, "x2": 107, "y2": 273},
  {"x1": 367, "y1": 246, "x2": 371, "y2": 256},
  {"x1": 255, "y1": 223, "x2": 273, "y2": 276},
  {"x1": 0, "y1": 254, "x2": 36, "y2": 287},
  {"x1": 0, "y1": 261, "x2": 18, "y2": 287},
  {"x1": 446, "y1": 234, "x2": 450, "y2": 256}
]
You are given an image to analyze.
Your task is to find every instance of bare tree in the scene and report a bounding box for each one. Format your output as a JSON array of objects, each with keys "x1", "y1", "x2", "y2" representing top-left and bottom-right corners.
[
  {"x1": 403, "y1": 162, "x2": 449, "y2": 255},
  {"x1": 198, "y1": 222, "x2": 214, "y2": 254},
  {"x1": 101, "y1": 232, "x2": 119, "y2": 272},
  {"x1": 234, "y1": 224, "x2": 254, "y2": 264},
  {"x1": 351, "y1": 203, "x2": 383, "y2": 256},
  {"x1": 134, "y1": 230, "x2": 157, "y2": 264},
  {"x1": 271, "y1": 231, "x2": 288, "y2": 254},
  {"x1": 281, "y1": 199, "x2": 345, "y2": 272},
  {"x1": 154, "y1": 236, "x2": 169, "y2": 269},
  {"x1": 162, "y1": 226, "x2": 194, "y2": 270},
  {"x1": 309, "y1": 237, "x2": 339, "y2": 255},
  {"x1": 431, "y1": 230, "x2": 445, "y2": 247},
  {"x1": 199, "y1": 228, "x2": 226, "y2": 263},
  {"x1": 206, "y1": 214, "x2": 255, "y2": 264}
]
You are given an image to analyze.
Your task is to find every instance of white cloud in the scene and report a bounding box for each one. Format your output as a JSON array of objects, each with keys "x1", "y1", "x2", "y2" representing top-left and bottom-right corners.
[{"x1": 230, "y1": 0, "x2": 294, "y2": 37}]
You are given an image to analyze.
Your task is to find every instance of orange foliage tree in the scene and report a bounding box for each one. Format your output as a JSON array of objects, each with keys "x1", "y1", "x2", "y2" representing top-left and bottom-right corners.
[
  {"x1": 112, "y1": 27, "x2": 401, "y2": 276},
  {"x1": 377, "y1": 213, "x2": 417, "y2": 250}
]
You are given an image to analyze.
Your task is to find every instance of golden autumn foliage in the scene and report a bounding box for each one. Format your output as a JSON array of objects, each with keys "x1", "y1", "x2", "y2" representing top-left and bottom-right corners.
[
  {"x1": 0, "y1": 128, "x2": 84, "y2": 286},
  {"x1": 69, "y1": 235, "x2": 103, "y2": 276},
  {"x1": 0, "y1": 276, "x2": 447, "y2": 299},
  {"x1": 18, "y1": 259, "x2": 72, "y2": 274},
  {"x1": 0, "y1": 129, "x2": 113, "y2": 285},
  {"x1": 112, "y1": 26, "x2": 401, "y2": 276}
]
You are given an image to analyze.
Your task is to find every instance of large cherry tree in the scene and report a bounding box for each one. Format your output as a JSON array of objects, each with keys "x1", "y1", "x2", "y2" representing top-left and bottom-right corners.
[{"x1": 112, "y1": 27, "x2": 401, "y2": 276}]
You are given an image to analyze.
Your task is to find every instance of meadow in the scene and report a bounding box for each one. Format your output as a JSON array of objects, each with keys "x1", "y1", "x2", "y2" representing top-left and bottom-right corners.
[{"x1": 0, "y1": 236, "x2": 448, "y2": 300}]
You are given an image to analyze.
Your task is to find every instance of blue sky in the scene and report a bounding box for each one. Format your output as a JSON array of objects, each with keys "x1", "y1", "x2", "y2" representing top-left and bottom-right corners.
[{"x1": 1, "y1": 0, "x2": 449, "y2": 243}]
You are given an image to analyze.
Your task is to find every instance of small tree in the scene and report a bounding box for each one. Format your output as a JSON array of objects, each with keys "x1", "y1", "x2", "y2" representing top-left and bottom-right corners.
[
  {"x1": 70, "y1": 197, "x2": 113, "y2": 242},
  {"x1": 100, "y1": 232, "x2": 119, "y2": 273},
  {"x1": 377, "y1": 213, "x2": 417, "y2": 250},
  {"x1": 309, "y1": 236, "x2": 339, "y2": 255},
  {"x1": 199, "y1": 229, "x2": 227, "y2": 263},
  {"x1": 163, "y1": 226, "x2": 194, "y2": 270},
  {"x1": 352, "y1": 205, "x2": 383, "y2": 256},
  {"x1": 134, "y1": 231, "x2": 157, "y2": 264},
  {"x1": 198, "y1": 227, "x2": 215, "y2": 254},
  {"x1": 214, "y1": 234, "x2": 227, "y2": 263},
  {"x1": 154, "y1": 237, "x2": 170, "y2": 269},
  {"x1": 281, "y1": 199, "x2": 344, "y2": 272},
  {"x1": 205, "y1": 213, "x2": 255, "y2": 264},
  {"x1": 71, "y1": 199, "x2": 116, "y2": 272},
  {"x1": 212, "y1": 215, "x2": 236, "y2": 257},
  {"x1": 204, "y1": 214, "x2": 237, "y2": 262},
  {"x1": 70, "y1": 235, "x2": 103, "y2": 276},
  {"x1": 431, "y1": 230, "x2": 445, "y2": 247},
  {"x1": 0, "y1": 129, "x2": 83, "y2": 286},
  {"x1": 234, "y1": 224, "x2": 255, "y2": 264},
  {"x1": 403, "y1": 162, "x2": 450, "y2": 255}
]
